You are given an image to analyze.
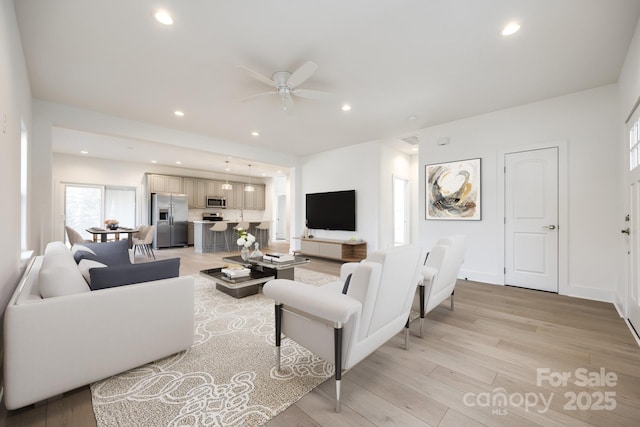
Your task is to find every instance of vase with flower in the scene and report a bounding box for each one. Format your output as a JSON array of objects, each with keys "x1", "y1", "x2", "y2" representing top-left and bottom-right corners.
[
  {"x1": 236, "y1": 227, "x2": 256, "y2": 262},
  {"x1": 105, "y1": 219, "x2": 119, "y2": 230}
]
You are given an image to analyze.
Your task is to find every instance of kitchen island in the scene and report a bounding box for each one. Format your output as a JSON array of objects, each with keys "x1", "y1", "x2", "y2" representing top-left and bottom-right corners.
[{"x1": 193, "y1": 220, "x2": 264, "y2": 253}]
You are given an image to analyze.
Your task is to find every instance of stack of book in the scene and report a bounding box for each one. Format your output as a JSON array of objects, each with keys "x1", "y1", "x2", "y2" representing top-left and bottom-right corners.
[
  {"x1": 263, "y1": 252, "x2": 295, "y2": 263},
  {"x1": 221, "y1": 267, "x2": 251, "y2": 278}
]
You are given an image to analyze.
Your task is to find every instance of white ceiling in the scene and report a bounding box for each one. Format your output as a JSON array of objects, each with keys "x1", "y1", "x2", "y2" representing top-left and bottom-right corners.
[{"x1": 14, "y1": 0, "x2": 640, "y2": 175}]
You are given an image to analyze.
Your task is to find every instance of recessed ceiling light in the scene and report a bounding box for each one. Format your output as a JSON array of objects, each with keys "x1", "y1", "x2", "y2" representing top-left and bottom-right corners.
[
  {"x1": 341, "y1": 104, "x2": 352, "y2": 111},
  {"x1": 151, "y1": 160, "x2": 157, "y2": 163},
  {"x1": 176, "y1": 161, "x2": 182, "y2": 165},
  {"x1": 407, "y1": 115, "x2": 417, "y2": 121},
  {"x1": 174, "y1": 110, "x2": 184, "y2": 117},
  {"x1": 80, "y1": 150, "x2": 88, "y2": 154},
  {"x1": 155, "y1": 10, "x2": 173, "y2": 25},
  {"x1": 251, "y1": 131, "x2": 260, "y2": 136},
  {"x1": 501, "y1": 22, "x2": 520, "y2": 36}
]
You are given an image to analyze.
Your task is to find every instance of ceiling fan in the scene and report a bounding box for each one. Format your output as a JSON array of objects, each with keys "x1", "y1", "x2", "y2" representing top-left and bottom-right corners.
[{"x1": 238, "y1": 61, "x2": 334, "y2": 112}]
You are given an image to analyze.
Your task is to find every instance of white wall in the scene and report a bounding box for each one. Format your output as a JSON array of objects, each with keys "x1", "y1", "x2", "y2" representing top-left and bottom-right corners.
[
  {"x1": 418, "y1": 84, "x2": 623, "y2": 302},
  {"x1": 298, "y1": 140, "x2": 414, "y2": 251},
  {"x1": 0, "y1": 0, "x2": 32, "y2": 316}
]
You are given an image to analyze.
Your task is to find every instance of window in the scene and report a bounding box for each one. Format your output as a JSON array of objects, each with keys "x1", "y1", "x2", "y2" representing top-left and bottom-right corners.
[
  {"x1": 631, "y1": 119, "x2": 640, "y2": 171},
  {"x1": 64, "y1": 184, "x2": 136, "y2": 242},
  {"x1": 20, "y1": 121, "x2": 28, "y2": 251}
]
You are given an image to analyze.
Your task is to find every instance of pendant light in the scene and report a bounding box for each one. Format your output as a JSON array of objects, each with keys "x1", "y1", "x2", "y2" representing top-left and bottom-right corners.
[
  {"x1": 221, "y1": 160, "x2": 232, "y2": 190},
  {"x1": 245, "y1": 164, "x2": 255, "y2": 192}
]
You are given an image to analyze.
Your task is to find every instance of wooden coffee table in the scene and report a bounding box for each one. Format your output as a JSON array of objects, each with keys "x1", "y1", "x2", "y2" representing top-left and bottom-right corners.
[{"x1": 201, "y1": 255, "x2": 310, "y2": 298}]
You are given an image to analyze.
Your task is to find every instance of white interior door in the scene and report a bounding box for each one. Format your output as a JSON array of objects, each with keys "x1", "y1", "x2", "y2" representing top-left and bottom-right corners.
[
  {"x1": 505, "y1": 147, "x2": 559, "y2": 292},
  {"x1": 627, "y1": 111, "x2": 640, "y2": 333}
]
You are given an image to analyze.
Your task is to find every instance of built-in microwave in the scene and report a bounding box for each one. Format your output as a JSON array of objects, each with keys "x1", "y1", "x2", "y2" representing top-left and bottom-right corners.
[{"x1": 206, "y1": 196, "x2": 226, "y2": 208}]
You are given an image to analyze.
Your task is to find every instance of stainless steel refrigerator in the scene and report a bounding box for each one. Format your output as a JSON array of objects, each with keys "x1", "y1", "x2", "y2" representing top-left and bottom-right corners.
[{"x1": 151, "y1": 193, "x2": 188, "y2": 249}]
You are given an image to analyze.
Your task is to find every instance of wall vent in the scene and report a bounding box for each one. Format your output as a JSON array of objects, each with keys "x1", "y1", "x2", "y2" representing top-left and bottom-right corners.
[{"x1": 400, "y1": 135, "x2": 420, "y2": 145}]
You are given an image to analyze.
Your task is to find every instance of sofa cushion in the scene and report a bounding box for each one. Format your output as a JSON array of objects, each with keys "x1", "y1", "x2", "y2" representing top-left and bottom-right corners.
[
  {"x1": 71, "y1": 244, "x2": 96, "y2": 256},
  {"x1": 74, "y1": 239, "x2": 131, "y2": 266},
  {"x1": 89, "y1": 258, "x2": 180, "y2": 291},
  {"x1": 78, "y1": 259, "x2": 108, "y2": 284},
  {"x1": 40, "y1": 242, "x2": 91, "y2": 298}
]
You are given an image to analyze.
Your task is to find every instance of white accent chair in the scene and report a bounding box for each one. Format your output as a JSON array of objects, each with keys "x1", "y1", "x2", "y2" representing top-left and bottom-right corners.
[
  {"x1": 417, "y1": 235, "x2": 466, "y2": 337},
  {"x1": 263, "y1": 244, "x2": 424, "y2": 412}
]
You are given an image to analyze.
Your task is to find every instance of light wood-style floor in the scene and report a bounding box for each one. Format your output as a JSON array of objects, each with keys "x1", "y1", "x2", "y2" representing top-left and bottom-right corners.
[{"x1": 2, "y1": 242, "x2": 639, "y2": 426}]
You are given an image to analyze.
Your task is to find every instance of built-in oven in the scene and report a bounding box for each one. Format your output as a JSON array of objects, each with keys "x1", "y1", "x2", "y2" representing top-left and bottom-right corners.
[{"x1": 206, "y1": 196, "x2": 226, "y2": 209}]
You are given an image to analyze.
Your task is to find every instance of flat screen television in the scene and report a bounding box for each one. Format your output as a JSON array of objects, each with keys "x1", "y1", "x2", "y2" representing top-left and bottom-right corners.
[{"x1": 305, "y1": 190, "x2": 356, "y2": 231}]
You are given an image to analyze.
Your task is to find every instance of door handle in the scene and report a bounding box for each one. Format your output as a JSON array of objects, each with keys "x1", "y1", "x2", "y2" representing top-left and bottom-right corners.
[
  {"x1": 622, "y1": 228, "x2": 630, "y2": 235},
  {"x1": 542, "y1": 225, "x2": 556, "y2": 230}
]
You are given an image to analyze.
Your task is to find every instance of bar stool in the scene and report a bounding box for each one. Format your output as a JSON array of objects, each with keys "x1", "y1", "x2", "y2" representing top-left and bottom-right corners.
[
  {"x1": 210, "y1": 222, "x2": 230, "y2": 252},
  {"x1": 233, "y1": 221, "x2": 251, "y2": 233},
  {"x1": 255, "y1": 221, "x2": 270, "y2": 248}
]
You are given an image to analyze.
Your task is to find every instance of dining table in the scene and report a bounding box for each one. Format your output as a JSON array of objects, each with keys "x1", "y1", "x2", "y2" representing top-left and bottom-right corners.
[{"x1": 85, "y1": 227, "x2": 140, "y2": 248}]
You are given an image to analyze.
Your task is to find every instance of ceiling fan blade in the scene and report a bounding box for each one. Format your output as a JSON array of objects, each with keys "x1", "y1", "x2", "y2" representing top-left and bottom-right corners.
[
  {"x1": 291, "y1": 88, "x2": 335, "y2": 100},
  {"x1": 237, "y1": 65, "x2": 276, "y2": 87},
  {"x1": 239, "y1": 91, "x2": 278, "y2": 102},
  {"x1": 286, "y1": 61, "x2": 318, "y2": 88},
  {"x1": 282, "y1": 93, "x2": 295, "y2": 113}
]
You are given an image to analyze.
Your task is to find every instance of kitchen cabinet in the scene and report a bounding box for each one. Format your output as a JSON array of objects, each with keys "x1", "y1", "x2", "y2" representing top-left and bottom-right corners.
[
  {"x1": 147, "y1": 174, "x2": 265, "y2": 211},
  {"x1": 244, "y1": 184, "x2": 266, "y2": 210},
  {"x1": 229, "y1": 183, "x2": 245, "y2": 209},
  {"x1": 183, "y1": 178, "x2": 208, "y2": 208},
  {"x1": 206, "y1": 180, "x2": 219, "y2": 197},
  {"x1": 188, "y1": 222, "x2": 194, "y2": 245},
  {"x1": 148, "y1": 174, "x2": 183, "y2": 194}
]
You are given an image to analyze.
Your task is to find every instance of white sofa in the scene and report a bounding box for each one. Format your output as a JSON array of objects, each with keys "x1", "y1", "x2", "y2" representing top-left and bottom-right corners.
[{"x1": 3, "y1": 241, "x2": 195, "y2": 410}]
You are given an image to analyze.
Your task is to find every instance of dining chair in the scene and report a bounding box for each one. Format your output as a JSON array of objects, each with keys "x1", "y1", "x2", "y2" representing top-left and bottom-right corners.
[
  {"x1": 65, "y1": 226, "x2": 92, "y2": 245},
  {"x1": 132, "y1": 225, "x2": 156, "y2": 259}
]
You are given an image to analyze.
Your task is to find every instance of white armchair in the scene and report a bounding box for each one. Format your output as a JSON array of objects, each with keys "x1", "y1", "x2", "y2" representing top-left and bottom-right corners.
[
  {"x1": 417, "y1": 235, "x2": 466, "y2": 337},
  {"x1": 262, "y1": 244, "x2": 424, "y2": 412}
]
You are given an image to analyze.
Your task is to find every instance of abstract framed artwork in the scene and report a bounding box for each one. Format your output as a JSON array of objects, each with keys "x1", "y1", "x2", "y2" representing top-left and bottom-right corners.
[{"x1": 426, "y1": 158, "x2": 481, "y2": 220}]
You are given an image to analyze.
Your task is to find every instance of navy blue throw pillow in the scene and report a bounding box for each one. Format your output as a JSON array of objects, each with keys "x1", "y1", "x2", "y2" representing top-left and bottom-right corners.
[
  {"x1": 89, "y1": 258, "x2": 180, "y2": 290},
  {"x1": 342, "y1": 273, "x2": 353, "y2": 294}
]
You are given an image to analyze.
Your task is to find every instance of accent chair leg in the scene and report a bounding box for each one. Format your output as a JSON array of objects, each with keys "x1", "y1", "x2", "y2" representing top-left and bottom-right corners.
[
  {"x1": 404, "y1": 319, "x2": 410, "y2": 350},
  {"x1": 334, "y1": 323, "x2": 343, "y2": 413},
  {"x1": 419, "y1": 284, "x2": 425, "y2": 339},
  {"x1": 450, "y1": 290, "x2": 455, "y2": 311},
  {"x1": 275, "y1": 303, "x2": 282, "y2": 371}
]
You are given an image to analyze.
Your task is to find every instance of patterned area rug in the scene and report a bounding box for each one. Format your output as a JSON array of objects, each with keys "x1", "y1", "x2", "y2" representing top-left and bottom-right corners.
[{"x1": 90, "y1": 269, "x2": 339, "y2": 427}]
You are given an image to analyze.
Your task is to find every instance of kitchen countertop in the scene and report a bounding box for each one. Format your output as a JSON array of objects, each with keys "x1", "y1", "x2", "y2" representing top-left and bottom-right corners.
[{"x1": 192, "y1": 220, "x2": 264, "y2": 223}]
